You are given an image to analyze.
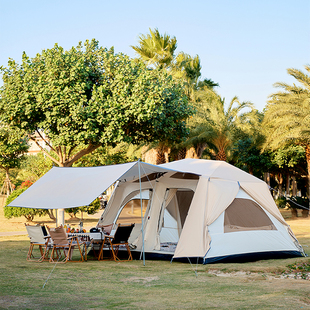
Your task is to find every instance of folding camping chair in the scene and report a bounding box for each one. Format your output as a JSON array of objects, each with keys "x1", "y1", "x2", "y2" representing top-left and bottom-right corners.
[
  {"x1": 25, "y1": 224, "x2": 51, "y2": 262},
  {"x1": 105, "y1": 224, "x2": 135, "y2": 262},
  {"x1": 47, "y1": 225, "x2": 86, "y2": 263}
]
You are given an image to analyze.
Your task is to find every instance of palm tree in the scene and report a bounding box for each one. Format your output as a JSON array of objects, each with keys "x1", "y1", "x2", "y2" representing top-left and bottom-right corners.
[
  {"x1": 131, "y1": 28, "x2": 177, "y2": 70},
  {"x1": 132, "y1": 29, "x2": 205, "y2": 97},
  {"x1": 263, "y1": 65, "x2": 310, "y2": 200},
  {"x1": 131, "y1": 28, "x2": 220, "y2": 164},
  {"x1": 186, "y1": 89, "x2": 258, "y2": 161},
  {"x1": 172, "y1": 52, "x2": 201, "y2": 99}
]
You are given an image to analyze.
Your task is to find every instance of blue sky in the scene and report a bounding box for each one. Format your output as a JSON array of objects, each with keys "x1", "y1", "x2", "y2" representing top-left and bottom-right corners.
[{"x1": 1, "y1": 0, "x2": 309, "y2": 111}]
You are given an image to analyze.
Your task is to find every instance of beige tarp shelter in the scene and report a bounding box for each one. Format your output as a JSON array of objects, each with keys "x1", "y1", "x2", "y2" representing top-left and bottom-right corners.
[{"x1": 9, "y1": 159, "x2": 304, "y2": 263}]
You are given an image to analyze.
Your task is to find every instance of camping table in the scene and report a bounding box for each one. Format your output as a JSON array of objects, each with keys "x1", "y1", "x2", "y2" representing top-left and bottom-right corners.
[
  {"x1": 68, "y1": 232, "x2": 108, "y2": 260},
  {"x1": 67, "y1": 232, "x2": 91, "y2": 261},
  {"x1": 89, "y1": 232, "x2": 110, "y2": 260}
]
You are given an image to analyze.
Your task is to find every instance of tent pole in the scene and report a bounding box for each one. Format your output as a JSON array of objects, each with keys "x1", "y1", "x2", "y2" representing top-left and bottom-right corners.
[
  {"x1": 138, "y1": 159, "x2": 145, "y2": 266},
  {"x1": 57, "y1": 209, "x2": 65, "y2": 227}
]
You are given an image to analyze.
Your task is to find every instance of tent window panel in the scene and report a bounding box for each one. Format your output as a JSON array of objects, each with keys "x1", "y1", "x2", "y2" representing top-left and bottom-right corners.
[
  {"x1": 176, "y1": 190, "x2": 194, "y2": 227},
  {"x1": 116, "y1": 199, "x2": 148, "y2": 224},
  {"x1": 133, "y1": 172, "x2": 166, "y2": 183},
  {"x1": 224, "y1": 198, "x2": 277, "y2": 233},
  {"x1": 170, "y1": 172, "x2": 199, "y2": 180}
]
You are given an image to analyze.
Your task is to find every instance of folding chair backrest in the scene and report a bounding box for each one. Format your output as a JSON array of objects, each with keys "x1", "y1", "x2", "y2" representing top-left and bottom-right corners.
[
  {"x1": 112, "y1": 224, "x2": 135, "y2": 244},
  {"x1": 25, "y1": 225, "x2": 46, "y2": 244},
  {"x1": 48, "y1": 226, "x2": 68, "y2": 246},
  {"x1": 97, "y1": 223, "x2": 114, "y2": 235}
]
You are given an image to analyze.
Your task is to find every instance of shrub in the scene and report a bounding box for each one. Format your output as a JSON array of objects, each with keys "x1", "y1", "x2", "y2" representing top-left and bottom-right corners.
[
  {"x1": 4, "y1": 185, "x2": 47, "y2": 222},
  {"x1": 275, "y1": 196, "x2": 287, "y2": 208}
]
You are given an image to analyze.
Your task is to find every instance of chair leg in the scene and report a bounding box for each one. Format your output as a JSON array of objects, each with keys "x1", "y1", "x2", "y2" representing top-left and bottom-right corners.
[
  {"x1": 111, "y1": 245, "x2": 120, "y2": 262},
  {"x1": 38, "y1": 244, "x2": 50, "y2": 262},
  {"x1": 110, "y1": 243, "x2": 132, "y2": 262},
  {"x1": 27, "y1": 243, "x2": 34, "y2": 261},
  {"x1": 125, "y1": 244, "x2": 133, "y2": 261},
  {"x1": 27, "y1": 243, "x2": 49, "y2": 262},
  {"x1": 76, "y1": 240, "x2": 84, "y2": 262}
]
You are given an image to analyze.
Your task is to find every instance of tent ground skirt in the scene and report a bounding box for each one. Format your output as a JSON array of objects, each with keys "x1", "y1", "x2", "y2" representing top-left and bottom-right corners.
[{"x1": 203, "y1": 251, "x2": 304, "y2": 264}]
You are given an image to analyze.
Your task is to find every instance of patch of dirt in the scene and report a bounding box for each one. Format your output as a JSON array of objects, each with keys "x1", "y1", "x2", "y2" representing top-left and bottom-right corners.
[
  {"x1": 0, "y1": 296, "x2": 32, "y2": 308},
  {"x1": 207, "y1": 269, "x2": 310, "y2": 281},
  {"x1": 122, "y1": 276, "x2": 159, "y2": 285}
]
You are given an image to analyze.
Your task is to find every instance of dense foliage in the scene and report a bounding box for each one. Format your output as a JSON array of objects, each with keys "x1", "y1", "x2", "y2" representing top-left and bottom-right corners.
[{"x1": 0, "y1": 39, "x2": 192, "y2": 167}]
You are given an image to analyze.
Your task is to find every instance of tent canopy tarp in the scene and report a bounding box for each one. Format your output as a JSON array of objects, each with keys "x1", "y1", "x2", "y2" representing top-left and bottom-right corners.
[{"x1": 8, "y1": 161, "x2": 174, "y2": 209}]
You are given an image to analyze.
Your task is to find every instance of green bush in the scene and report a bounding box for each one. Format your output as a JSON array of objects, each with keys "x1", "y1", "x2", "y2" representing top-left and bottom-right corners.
[
  {"x1": 275, "y1": 196, "x2": 287, "y2": 208},
  {"x1": 65, "y1": 198, "x2": 100, "y2": 218},
  {"x1": 4, "y1": 187, "x2": 48, "y2": 222}
]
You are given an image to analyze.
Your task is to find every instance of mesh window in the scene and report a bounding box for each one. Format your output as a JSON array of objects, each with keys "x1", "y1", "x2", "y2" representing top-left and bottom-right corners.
[{"x1": 224, "y1": 198, "x2": 277, "y2": 233}]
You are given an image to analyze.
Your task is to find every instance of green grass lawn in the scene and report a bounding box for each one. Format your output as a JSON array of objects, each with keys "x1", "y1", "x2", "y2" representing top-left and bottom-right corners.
[
  {"x1": 1, "y1": 198, "x2": 310, "y2": 309},
  {"x1": 0, "y1": 235, "x2": 310, "y2": 310}
]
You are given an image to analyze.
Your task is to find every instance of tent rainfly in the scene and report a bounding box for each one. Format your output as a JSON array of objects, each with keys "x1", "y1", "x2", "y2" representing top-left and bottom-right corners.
[{"x1": 9, "y1": 159, "x2": 305, "y2": 263}]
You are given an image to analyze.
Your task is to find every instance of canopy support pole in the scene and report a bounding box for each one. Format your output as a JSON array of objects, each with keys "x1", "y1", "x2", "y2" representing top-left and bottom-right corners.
[
  {"x1": 138, "y1": 159, "x2": 145, "y2": 266},
  {"x1": 57, "y1": 209, "x2": 65, "y2": 227}
]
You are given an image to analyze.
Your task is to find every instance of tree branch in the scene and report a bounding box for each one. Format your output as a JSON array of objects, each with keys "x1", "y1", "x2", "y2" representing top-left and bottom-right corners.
[
  {"x1": 35, "y1": 129, "x2": 57, "y2": 153},
  {"x1": 64, "y1": 144, "x2": 100, "y2": 167},
  {"x1": 57, "y1": 146, "x2": 63, "y2": 164},
  {"x1": 29, "y1": 136, "x2": 62, "y2": 167},
  {"x1": 67, "y1": 145, "x2": 77, "y2": 159}
]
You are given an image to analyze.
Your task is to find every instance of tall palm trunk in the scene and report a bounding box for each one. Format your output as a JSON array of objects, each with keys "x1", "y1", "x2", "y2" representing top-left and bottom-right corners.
[
  {"x1": 177, "y1": 148, "x2": 187, "y2": 160},
  {"x1": 305, "y1": 145, "x2": 310, "y2": 216},
  {"x1": 155, "y1": 144, "x2": 170, "y2": 165},
  {"x1": 216, "y1": 149, "x2": 227, "y2": 161}
]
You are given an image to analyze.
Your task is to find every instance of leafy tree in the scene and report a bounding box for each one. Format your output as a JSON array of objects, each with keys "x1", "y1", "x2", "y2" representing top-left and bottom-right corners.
[
  {"x1": 272, "y1": 146, "x2": 305, "y2": 170},
  {"x1": 17, "y1": 152, "x2": 53, "y2": 183},
  {"x1": 65, "y1": 198, "x2": 100, "y2": 219},
  {"x1": 232, "y1": 137, "x2": 273, "y2": 176},
  {"x1": 132, "y1": 28, "x2": 208, "y2": 100},
  {"x1": 0, "y1": 125, "x2": 29, "y2": 195},
  {"x1": 172, "y1": 52, "x2": 202, "y2": 99},
  {"x1": 131, "y1": 28, "x2": 177, "y2": 70},
  {"x1": 0, "y1": 39, "x2": 191, "y2": 167},
  {"x1": 132, "y1": 28, "x2": 217, "y2": 163},
  {"x1": 263, "y1": 64, "x2": 310, "y2": 197},
  {"x1": 74, "y1": 143, "x2": 140, "y2": 167},
  {"x1": 186, "y1": 89, "x2": 259, "y2": 161},
  {"x1": 197, "y1": 78, "x2": 219, "y2": 90}
]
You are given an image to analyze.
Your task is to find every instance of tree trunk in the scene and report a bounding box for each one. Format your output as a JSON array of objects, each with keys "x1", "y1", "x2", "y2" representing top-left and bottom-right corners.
[
  {"x1": 291, "y1": 208, "x2": 298, "y2": 218},
  {"x1": 248, "y1": 166, "x2": 254, "y2": 175},
  {"x1": 304, "y1": 145, "x2": 310, "y2": 217},
  {"x1": 286, "y1": 173, "x2": 290, "y2": 197},
  {"x1": 195, "y1": 143, "x2": 207, "y2": 159},
  {"x1": 46, "y1": 209, "x2": 56, "y2": 221},
  {"x1": 216, "y1": 149, "x2": 227, "y2": 161},
  {"x1": 155, "y1": 145, "x2": 169, "y2": 165},
  {"x1": 278, "y1": 173, "x2": 283, "y2": 197},
  {"x1": 177, "y1": 148, "x2": 187, "y2": 160},
  {"x1": 0, "y1": 169, "x2": 13, "y2": 197},
  {"x1": 24, "y1": 214, "x2": 34, "y2": 222},
  {"x1": 264, "y1": 172, "x2": 270, "y2": 187},
  {"x1": 186, "y1": 147, "x2": 197, "y2": 159},
  {"x1": 292, "y1": 175, "x2": 297, "y2": 196}
]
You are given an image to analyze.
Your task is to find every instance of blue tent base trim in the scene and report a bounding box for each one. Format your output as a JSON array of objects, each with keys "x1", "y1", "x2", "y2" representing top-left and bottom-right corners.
[
  {"x1": 99, "y1": 249, "x2": 303, "y2": 264},
  {"x1": 203, "y1": 250, "x2": 303, "y2": 264}
]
